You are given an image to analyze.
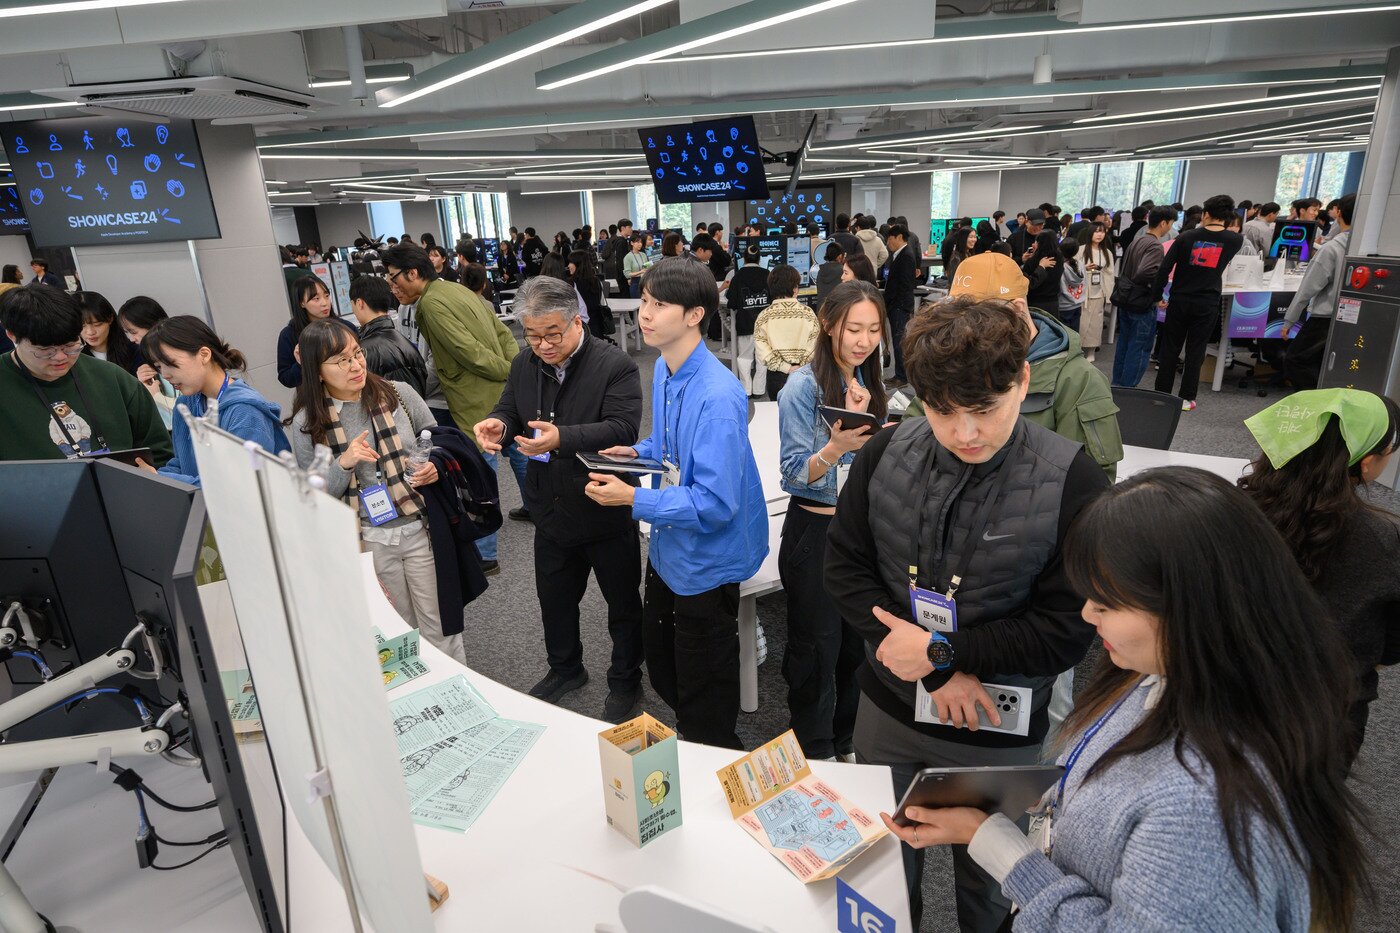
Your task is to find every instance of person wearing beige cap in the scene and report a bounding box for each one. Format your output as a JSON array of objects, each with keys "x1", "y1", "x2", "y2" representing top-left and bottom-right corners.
[{"x1": 904, "y1": 252, "x2": 1123, "y2": 481}]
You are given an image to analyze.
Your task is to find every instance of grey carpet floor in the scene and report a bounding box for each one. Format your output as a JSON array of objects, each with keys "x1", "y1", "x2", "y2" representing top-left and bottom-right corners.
[{"x1": 461, "y1": 335, "x2": 1398, "y2": 932}]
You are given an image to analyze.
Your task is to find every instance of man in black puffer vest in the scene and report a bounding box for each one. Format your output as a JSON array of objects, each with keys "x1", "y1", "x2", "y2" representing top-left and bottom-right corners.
[
  {"x1": 474, "y1": 276, "x2": 645, "y2": 724},
  {"x1": 825, "y1": 297, "x2": 1108, "y2": 933}
]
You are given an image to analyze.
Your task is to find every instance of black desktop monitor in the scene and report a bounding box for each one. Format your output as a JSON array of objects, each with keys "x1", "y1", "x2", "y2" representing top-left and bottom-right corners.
[
  {"x1": 0, "y1": 460, "x2": 283, "y2": 931},
  {"x1": 479, "y1": 237, "x2": 500, "y2": 268}
]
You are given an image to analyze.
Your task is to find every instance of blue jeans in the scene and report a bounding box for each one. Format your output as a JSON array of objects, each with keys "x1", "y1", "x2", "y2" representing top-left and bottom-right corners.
[
  {"x1": 1112, "y1": 306, "x2": 1158, "y2": 388},
  {"x1": 473, "y1": 444, "x2": 529, "y2": 562}
]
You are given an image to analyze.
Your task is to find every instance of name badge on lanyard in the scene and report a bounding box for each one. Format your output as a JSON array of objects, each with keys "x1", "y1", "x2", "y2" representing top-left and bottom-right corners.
[
  {"x1": 908, "y1": 577, "x2": 957, "y2": 634},
  {"x1": 661, "y1": 459, "x2": 680, "y2": 490},
  {"x1": 528, "y1": 426, "x2": 551, "y2": 463},
  {"x1": 359, "y1": 473, "x2": 400, "y2": 526},
  {"x1": 836, "y1": 461, "x2": 851, "y2": 495}
]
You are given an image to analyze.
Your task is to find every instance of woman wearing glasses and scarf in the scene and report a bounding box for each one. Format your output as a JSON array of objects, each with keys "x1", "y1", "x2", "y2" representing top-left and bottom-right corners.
[{"x1": 289, "y1": 320, "x2": 463, "y2": 663}]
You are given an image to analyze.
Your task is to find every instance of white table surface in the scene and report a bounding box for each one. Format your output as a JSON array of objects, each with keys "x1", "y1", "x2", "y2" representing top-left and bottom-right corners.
[
  {"x1": 3, "y1": 554, "x2": 910, "y2": 933},
  {"x1": 1118, "y1": 444, "x2": 1251, "y2": 484}
]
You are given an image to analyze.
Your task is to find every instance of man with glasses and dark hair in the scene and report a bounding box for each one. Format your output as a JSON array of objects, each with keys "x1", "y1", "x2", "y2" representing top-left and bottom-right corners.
[
  {"x1": 474, "y1": 276, "x2": 645, "y2": 721},
  {"x1": 382, "y1": 241, "x2": 518, "y2": 572},
  {"x1": 0, "y1": 284, "x2": 171, "y2": 463}
]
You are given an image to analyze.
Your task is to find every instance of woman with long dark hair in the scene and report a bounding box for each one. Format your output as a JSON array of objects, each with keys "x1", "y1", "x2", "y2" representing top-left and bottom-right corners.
[
  {"x1": 1239, "y1": 388, "x2": 1400, "y2": 761},
  {"x1": 277, "y1": 274, "x2": 354, "y2": 388},
  {"x1": 840, "y1": 251, "x2": 878, "y2": 286},
  {"x1": 76, "y1": 291, "x2": 142, "y2": 375},
  {"x1": 141, "y1": 315, "x2": 290, "y2": 486},
  {"x1": 498, "y1": 240, "x2": 521, "y2": 287},
  {"x1": 552, "y1": 231, "x2": 571, "y2": 257},
  {"x1": 885, "y1": 467, "x2": 1370, "y2": 931},
  {"x1": 776, "y1": 281, "x2": 889, "y2": 761},
  {"x1": 289, "y1": 320, "x2": 461, "y2": 661},
  {"x1": 117, "y1": 295, "x2": 177, "y2": 426},
  {"x1": 567, "y1": 248, "x2": 610, "y2": 339},
  {"x1": 946, "y1": 226, "x2": 978, "y2": 281},
  {"x1": 1022, "y1": 230, "x2": 1062, "y2": 314}
]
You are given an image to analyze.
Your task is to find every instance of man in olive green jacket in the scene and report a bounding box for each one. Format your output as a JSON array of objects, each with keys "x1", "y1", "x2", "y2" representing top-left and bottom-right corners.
[
  {"x1": 381, "y1": 243, "x2": 518, "y2": 443},
  {"x1": 902, "y1": 253, "x2": 1122, "y2": 480}
]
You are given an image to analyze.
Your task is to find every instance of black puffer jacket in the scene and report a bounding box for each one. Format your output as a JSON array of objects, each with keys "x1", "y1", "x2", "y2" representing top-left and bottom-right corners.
[{"x1": 359, "y1": 314, "x2": 428, "y2": 397}]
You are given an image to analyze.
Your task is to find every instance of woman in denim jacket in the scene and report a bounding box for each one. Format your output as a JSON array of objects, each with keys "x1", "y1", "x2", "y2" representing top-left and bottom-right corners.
[{"x1": 776, "y1": 280, "x2": 890, "y2": 760}]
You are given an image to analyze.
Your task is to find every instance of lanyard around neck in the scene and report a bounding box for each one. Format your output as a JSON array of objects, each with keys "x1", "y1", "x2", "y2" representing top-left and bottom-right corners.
[
  {"x1": 1054, "y1": 676, "x2": 1148, "y2": 811},
  {"x1": 16, "y1": 354, "x2": 109, "y2": 453}
]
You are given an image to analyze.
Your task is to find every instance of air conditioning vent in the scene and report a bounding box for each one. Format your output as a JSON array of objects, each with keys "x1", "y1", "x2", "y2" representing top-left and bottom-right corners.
[{"x1": 36, "y1": 76, "x2": 327, "y2": 124}]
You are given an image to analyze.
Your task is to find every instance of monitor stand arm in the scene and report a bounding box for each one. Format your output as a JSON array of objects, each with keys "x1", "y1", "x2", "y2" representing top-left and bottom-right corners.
[{"x1": 0, "y1": 647, "x2": 172, "y2": 933}]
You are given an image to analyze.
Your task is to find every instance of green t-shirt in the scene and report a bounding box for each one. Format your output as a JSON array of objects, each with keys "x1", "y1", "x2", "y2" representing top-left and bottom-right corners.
[{"x1": 0, "y1": 352, "x2": 173, "y2": 464}]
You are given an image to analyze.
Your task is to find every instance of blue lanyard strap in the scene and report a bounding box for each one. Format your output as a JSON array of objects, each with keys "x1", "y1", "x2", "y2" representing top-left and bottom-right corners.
[{"x1": 1054, "y1": 675, "x2": 1148, "y2": 809}]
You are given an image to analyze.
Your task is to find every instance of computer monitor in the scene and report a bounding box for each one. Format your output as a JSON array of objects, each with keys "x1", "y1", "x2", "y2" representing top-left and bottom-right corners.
[
  {"x1": 479, "y1": 237, "x2": 501, "y2": 268},
  {"x1": 0, "y1": 460, "x2": 283, "y2": 930}
]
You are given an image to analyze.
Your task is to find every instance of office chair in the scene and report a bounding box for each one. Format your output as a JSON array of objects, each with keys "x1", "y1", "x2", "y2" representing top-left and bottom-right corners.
[{"x1": 1110, "y1": 386, "x2": 1182, "y2": 450}]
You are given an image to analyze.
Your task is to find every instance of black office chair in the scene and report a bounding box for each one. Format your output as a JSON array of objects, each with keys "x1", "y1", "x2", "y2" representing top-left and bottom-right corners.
[{"x1": 1110, "y1": 386, "x2": 1182, "y2": 450}]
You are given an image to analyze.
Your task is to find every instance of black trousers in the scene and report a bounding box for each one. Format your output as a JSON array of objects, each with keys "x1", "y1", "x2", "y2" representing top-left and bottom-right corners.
[
  {"x1": 1282, "y1": 314, "x2": 1331, "y2": 389},
  {"x1": 534, "y1": 529, "x2": 644, "y2": 692},
  {"x1": 778, "y1": 506, "x2": 863, "y2": 758},
  {"x1": 1153, "y1": 294, "x2": 1221, "y2": 401},
  {"x1": 888, "y1": 304, "x2": 911, "y2": 380},
  {"x1": 765, "y1": 369, "x2": 790, "y2": 402},
  {"x1": 642, "y1": 563, "x2": 742, "y2": 749}
]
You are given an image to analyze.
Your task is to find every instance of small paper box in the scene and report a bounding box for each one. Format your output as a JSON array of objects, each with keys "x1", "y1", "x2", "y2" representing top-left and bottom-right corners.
[
  {"x1": 716, "y1": 730, "x2": 887, "y2": 883},
  {"x1": 599, "y1": 713, "x2": 682, "y2": 847}
]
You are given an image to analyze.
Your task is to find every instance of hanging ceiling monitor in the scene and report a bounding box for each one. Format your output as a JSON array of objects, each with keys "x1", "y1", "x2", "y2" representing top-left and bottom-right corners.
[
  {"x1": 745, "y1": 185, "x2": 834, "y2": 236},
  {"x1": 3, "y1": 115, "x2": 221, "y2": 248},
  {"x1": 0, "y1": 182, "x2": 31, "y2": 236},
  {"x1": 638, "y1": 116, "x2": 769, "y2": 204}
]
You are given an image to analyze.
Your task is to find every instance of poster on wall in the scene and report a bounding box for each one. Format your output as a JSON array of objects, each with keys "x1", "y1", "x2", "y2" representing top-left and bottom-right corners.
[
  {"x1": 308, "y1": 262, "x2": 337, "y2": 315},
  {"x1": 1227, "y1": 291, "x2": 1300, "y2": 340},
  {"x1": 2, "y1": 115, "x2": 220, "y2": 248}
]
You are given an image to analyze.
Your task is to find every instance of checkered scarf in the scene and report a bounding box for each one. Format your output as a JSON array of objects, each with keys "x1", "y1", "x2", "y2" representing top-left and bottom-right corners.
[{"x1": 324, "y1": 385, "x2": 424, "y2": 518}]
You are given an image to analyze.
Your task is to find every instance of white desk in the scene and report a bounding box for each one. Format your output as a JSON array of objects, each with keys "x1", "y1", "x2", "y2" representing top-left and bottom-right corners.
[
  {"x1": 608, "y1": 296, "x2": 641, "y2": 354},
  {"x1": 1118, "y1": 444, "x2": 1251, "y2": 484}
]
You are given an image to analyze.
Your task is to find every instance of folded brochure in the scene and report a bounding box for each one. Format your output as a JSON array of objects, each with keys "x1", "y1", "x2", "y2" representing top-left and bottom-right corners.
[
  {"x1": 715, "y1": 730, "x2": 886, "y2": 883},
  {"x1": 374, "y1": 627, "x2": 429, "y2": 690}
]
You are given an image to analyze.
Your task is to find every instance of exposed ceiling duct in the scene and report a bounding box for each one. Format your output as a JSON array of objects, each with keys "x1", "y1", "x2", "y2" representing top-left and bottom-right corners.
[{"x1": 38, "y1": 77, "x2": 328, "y2": 124}]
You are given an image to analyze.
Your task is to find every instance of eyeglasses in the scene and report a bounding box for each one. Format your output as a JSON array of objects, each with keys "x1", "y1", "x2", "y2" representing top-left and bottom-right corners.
[
  {"x1": 329, "y1": 348, "x2": 366, "y2": 371},
  {"x1": 386, "y1": 269, "x2": 405, "y2": 284},
  {"x1": 26, "y1": 340, "x2": 84, "y2": 361},
  {"x1": 523, "y1": 331, "x2": 568, "y2": 347}
]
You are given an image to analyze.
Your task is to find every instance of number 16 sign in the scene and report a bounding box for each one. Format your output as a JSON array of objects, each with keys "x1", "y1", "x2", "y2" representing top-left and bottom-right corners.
[{"x1": 836, "y1": 878, "x2": 896, "y2": 933}]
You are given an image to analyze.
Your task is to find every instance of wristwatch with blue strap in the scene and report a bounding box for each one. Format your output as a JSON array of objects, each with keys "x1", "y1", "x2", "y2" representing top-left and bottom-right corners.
[{"x1": 926, "y1": 632, "x2": 954, "y2": 671}]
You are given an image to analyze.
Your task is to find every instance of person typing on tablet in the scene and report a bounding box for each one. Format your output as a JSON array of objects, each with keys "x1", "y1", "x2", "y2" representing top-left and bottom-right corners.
[
  {"x1": 583, "y1": 257, "x2": 767, "y2": 749},
  {"x1": 884, "y1": 468, "x2": 1368, "y2": 933},
  {"x1": 824, "y1": 297, "x2": 1107, "y2": 933},
  {"x1": 775, "y1": 281, "x2": 890, "y2": 762},
  {"x1": 474, "y1": 277, "x2": 646, "y2": 722}
]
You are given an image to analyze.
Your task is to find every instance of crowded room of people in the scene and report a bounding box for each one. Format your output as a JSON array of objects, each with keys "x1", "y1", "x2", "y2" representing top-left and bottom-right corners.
[{"x1": 0, "y1": 1, "x2": 1397, "y2": 931}]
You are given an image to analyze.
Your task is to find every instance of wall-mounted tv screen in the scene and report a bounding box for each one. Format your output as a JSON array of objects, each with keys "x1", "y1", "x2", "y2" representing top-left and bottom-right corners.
[
  {"x1": 639, "y1": 116, "x2": 769, "y2": 205},
  {"x1": 0, "y1": 182, "x2": 31, "y2": 236},
  {"x1": 745, "y1": 185, "x2": 835, "y2": 234},
  {"x1": 929, "y1": 217, "x2": 989, "y2": 262},
  {"x1": 3, "y1": 116, "x2": 220, "y2": 248}
]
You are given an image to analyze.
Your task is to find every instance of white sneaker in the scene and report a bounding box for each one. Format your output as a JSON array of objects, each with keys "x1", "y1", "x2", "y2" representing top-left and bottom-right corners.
[{"x1": 1181, "y1": 399, "x2": 1197, "y2": 412}]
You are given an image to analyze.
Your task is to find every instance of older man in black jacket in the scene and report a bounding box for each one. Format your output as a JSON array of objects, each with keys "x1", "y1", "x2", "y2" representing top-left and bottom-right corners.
[
  {"x1": 474, "y1": 275, "x2": 645, "y2": 722},
  {"x1": 348, "y1": 275, "x2": 427, "y2": 396}
]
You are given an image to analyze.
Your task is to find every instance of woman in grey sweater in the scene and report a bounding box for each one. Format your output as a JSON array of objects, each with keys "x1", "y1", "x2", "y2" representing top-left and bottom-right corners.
[
  {"x1": 884, "y1": 467, "x2": 1369, "y2": 932},
  {"x1": 288, "y1": 320, "x2": 463, "y2": 663}
]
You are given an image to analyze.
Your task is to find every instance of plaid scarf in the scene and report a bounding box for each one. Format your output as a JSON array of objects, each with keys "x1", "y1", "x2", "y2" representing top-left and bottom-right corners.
[{"x1": 324, "y1": 387, "x2": 424, "y2": 519}]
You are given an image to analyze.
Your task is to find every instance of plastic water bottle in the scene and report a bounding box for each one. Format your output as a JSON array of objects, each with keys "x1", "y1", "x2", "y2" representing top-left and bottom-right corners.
[
  {"x1": 307, "y1": 444, "x2": 333, "y2": 490},
  {"x1": 407, "y1": 430, "x2": 432, "y2": 473}
]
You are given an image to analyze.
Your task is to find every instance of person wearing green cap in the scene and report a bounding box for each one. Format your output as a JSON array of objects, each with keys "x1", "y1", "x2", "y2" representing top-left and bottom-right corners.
[{"x1": 1238, "y1": 387, "x2": 1400, "y2": 764}]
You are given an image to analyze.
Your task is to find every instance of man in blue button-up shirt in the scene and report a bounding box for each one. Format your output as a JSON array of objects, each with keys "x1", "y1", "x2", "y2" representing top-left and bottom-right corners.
[{"x1": 584, "y1": 257, "x2": 767, "y2": 748}]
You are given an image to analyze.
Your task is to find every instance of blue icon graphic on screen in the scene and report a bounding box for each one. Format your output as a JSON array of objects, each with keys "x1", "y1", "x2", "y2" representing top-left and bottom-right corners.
[
  {"x1": 713, "y1": 163, "x2": 725, "y2": 176},
  {"x1": 174, "y1": 152, "x2": 196, "y2": 168},
  {"x1": 130, "y1": 180, "x2": 147, "y2": 200},
  {"x1": 659, "y1": 151, "x2": 670, "y2": 164},
  {"x1": 706, "y1": 129, "x2": 717, "y2": 143},
  {"x1": 730, "y1": 127, "x2": 739, "y2": 140},
  {"x1": 13, "y1": 137, "x2": 27, "y2": 154},
  {"x1": 807, "y1": 204, "x2": 815, "y2": 213},
  {"x1": 166, "y1": 179, "x2": 185, "y2": 198},
  {"x1": 646, "y1": 137, "x2": 656, "y2": 148},
  {"x1": 96, "y1": 184, "x2": 108, "y2": 200},
  {"x1": 665, "y1": 136, "x2": 675, "y2": 147},
  {"x1": 82, "y1": 130, "x2": 94, "y2": 151},
  {"x1": 160, "y1": 208, "x2": 181, "y2": 225},
  {"x1": 116, "y1": 128, "x2": 134, "y2": 148},
  {"x1": 680, "y1": 150, "x2": 688, "y2": 162},
  {"x1": 814, "y1": 193, "x2": 823, "y2": 202},
  {"x1": 736, "y1": 162, "x2": 749, "y2": 174},
  {"x1": 60, "y1": 185, "x2": 81, "y2": 201},
  {"x1": 722, "y1": 146, "x2": 734, "y2": 159},
  {"x1": 654, "y1": 168, "x2": 665, "y2": 179},
  {"x1": 47, "y1": 134, "x2": 61, "y2": 152},
  {"x1": 36, "y1": 161, "x2": 53, "y2": 179},
  {"x1": 105, "y1": 154, "x2": 118, "y2": 175},
  {"x1": 143, "y1": 154, "x2": 161, "y2": 172},
  {"x1": 155, "y1": 125, "x2": 169, "y2": 145},
  {"x1": 74, "y1": 160, "x2": 85, "y2": 178},
  {"x1": 27, "y1": 188, "x2": 41, "y2": 205}
]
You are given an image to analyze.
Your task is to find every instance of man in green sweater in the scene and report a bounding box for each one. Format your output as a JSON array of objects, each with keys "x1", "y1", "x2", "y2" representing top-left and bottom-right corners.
[
  {"x1": 902, "y1": 253, "x2": 1122, "y2": 480},
  {"x1": 382, "y1": 242, "x2": 518, "y2": 571},
  {"x1": 0, "y1": 285, "x2": 172, "y2": 465}
]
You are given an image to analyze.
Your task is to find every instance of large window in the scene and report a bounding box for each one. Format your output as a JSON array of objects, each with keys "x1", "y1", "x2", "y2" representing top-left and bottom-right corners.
[
  {"x1": 1054, "y1": 160, "x2": 1185, "y2": 214},
  {"x1": 630, "y1": 185, "x2": 658, "y2": 227},
  {"x1": 1274, "y1": 153, "x2": 1320, "y2": 205},
  {"x1": 368, "y1": 201, "x2": 405, "y2": 240},
  {"x1": 929, "y1": 172, "x2": 956, "y2": 218},
  {"x1": 660, "y1": 201, "x2": 692, "y2": 232},
  {"x1": 1055, "y1": 163, "x2": 1095, "y2": 212}
]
